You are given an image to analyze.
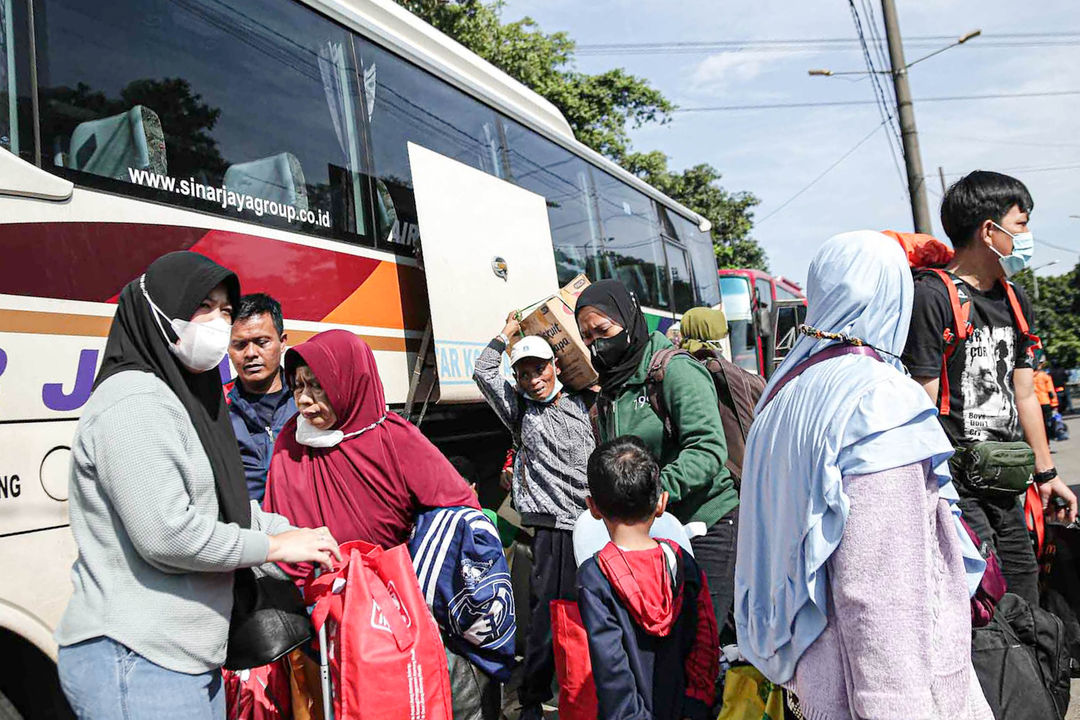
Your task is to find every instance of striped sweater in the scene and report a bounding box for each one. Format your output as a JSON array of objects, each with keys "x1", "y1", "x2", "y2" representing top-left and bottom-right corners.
[
  {"x1": 472, "y1": 339, "x2": 593, "y2": 531},
  {"x1": 409, "y1": 506, "x2": 516, "y2": 681}
]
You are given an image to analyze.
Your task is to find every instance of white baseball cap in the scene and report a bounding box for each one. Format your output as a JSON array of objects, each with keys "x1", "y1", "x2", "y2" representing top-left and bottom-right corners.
[{"x1": 509, "y1": 336, "x2": 555, "y2": 367}]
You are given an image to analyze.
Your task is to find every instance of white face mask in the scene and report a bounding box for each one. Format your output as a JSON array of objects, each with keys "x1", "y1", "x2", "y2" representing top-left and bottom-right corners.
[
  {"x1": 295, "y1": 413, "x2": 388, "y2": 448},
  {"x1": 140, "y1": 275, "x2": 231, "y2": 374}
]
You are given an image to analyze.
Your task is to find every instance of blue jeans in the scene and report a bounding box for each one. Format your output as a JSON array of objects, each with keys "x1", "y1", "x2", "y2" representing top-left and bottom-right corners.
[{"x1": 58, "y1": 637, "x2": 224, "y2": 719}]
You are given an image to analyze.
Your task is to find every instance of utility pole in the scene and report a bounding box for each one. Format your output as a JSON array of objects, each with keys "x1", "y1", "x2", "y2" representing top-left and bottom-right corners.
[
  {"x1": 881, "y1": 0, "x2": 932, "y2": 234},
  {"x1": 938, "y1": 166, "x2": 947, "y2": 195}
]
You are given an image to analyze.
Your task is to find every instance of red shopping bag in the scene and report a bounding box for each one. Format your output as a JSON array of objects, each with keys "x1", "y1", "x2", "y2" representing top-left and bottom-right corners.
[
  {"x1": 305, "y1": 541, "x2": 452, "y2": 720},
  {"x1": 550, "y1": 600, "x2": 598, "y2": 720},
  {"x1": 223, "y1": 659, "x2": 293, "y2": 720}
]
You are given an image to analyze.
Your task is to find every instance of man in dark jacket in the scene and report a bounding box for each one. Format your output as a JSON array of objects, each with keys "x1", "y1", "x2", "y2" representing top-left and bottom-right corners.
[
  {"x1": 577, "y1": 436, "x2": 718, "y2": 720},
  {"x1": 225, "y1": 293, "x2": 296, "y2": 502}
]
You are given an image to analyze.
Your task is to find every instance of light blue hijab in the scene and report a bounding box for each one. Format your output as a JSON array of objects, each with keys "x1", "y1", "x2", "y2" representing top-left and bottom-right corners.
[{"x1": 734, "y1": 231, "x2": 985, "y2": 684}]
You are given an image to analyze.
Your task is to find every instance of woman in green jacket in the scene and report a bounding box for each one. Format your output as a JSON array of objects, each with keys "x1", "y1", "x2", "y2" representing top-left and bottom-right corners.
[{"x1": 575, "y1": 280, "x2": 737, "y2": 636}]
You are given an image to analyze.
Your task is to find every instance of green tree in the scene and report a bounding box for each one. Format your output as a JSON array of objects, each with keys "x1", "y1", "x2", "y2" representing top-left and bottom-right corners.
[
  {"x1": 395, "y1": 0, "x2": 768, "y2": 270},
  {"x1": 1013, "y1": 264, "x2": 1080, "y2": 368}
]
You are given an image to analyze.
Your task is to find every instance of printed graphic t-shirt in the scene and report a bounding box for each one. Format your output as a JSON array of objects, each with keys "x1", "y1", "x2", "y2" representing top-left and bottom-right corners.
[{"x1": 902, "y1": 273, "x2": 1036, "y2": 445}]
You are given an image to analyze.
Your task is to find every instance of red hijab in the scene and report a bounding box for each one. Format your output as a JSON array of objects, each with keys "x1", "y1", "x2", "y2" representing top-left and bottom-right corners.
[{"x1": 264, "y1": 330, "x2": 477, "y2": 551}]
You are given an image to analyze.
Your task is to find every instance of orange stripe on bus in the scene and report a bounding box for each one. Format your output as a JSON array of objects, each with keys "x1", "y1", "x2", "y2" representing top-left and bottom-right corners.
[
  {"x1": 0, "y1": 310, "x2": 419, "y2": 352},
  {"x1": 0, "y1": 309, "x2": 113, "y2": 337}
]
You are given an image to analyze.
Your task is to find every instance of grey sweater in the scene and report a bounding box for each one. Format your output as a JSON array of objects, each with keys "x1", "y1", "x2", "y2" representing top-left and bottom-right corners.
[
  {"x1": 473, "y1": 339, "x2": 593, "y2": 531},
  {"x1": 55, "y1": 371, "x2": 294, "y2": 674}
]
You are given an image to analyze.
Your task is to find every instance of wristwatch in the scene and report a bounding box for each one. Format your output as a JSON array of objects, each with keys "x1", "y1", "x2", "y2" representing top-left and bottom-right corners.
[
  {"x1": 1034, "y1": 467, "x2": 1058, "y2": 484},
  {"x1": 496, "y1": 333, "x2": 510, "y2": 346}
]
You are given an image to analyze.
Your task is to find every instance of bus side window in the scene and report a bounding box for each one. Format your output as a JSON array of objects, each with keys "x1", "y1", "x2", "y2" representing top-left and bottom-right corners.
[
  {"x1": 34, "y1": 0, "x2": 374, "y2": 245},
  {"x1": 502, "y1": 118, "x2": 602, "y2": 287},
  {"x1": 755, "y1": 278, "x2": 773, "y2": 315},
  {"x1": 674, "y1": 215, "x2": 720, "y2": 308},
  {"x1": 592, "y1": 167, "x2": 668, "y2": 310}
]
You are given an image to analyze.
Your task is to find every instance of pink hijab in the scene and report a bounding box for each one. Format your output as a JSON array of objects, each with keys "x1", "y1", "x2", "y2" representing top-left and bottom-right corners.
[{"x1": 264, "y1": 330, "x2": 478, "y2": 551}]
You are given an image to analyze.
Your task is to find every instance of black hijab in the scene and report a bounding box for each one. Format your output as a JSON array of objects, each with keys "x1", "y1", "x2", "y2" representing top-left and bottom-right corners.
[
  {"x1": 95, "y1": 251, "x2": 250, "y2": 529},
  {"x1": 574, "y1": 279, "x2": 651, "y2": 395}
]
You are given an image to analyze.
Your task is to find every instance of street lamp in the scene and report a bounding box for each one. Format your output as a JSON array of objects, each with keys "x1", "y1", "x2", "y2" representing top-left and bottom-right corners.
[
  {"x1": 807, "y1": 29, "x2": 981, "y2": 77},
  {"x1": 1031, "y1": 259, "x2": 1060, "y2": 301}
]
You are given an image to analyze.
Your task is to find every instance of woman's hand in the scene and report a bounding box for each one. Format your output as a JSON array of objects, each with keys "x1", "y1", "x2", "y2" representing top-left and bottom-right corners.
[
  {"x1": 502, "y1": 311, "x2": 521, "y2": 340},
  {"x1": 266, "y1": 526, "x2": 342, "y2": 571}
]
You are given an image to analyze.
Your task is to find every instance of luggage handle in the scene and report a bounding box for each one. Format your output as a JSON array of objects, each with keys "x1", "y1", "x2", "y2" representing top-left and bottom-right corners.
[{"x1": 364, "y1": 561, "x2": 417, "y2": 652}]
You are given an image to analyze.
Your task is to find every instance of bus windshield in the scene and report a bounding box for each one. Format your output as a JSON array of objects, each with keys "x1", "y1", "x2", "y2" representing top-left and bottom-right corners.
[{"x1": 719, "y1": 275, "x2": 759, "y2": 374}]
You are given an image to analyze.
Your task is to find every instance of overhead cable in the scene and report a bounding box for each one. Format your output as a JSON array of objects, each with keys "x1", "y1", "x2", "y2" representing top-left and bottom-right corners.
[
  {"x1": 673, "y1": 89, "x2": 1080, "y2": 112},
  {"x1": 757, "y1": 120, "x2": 887, "y2": 225}
]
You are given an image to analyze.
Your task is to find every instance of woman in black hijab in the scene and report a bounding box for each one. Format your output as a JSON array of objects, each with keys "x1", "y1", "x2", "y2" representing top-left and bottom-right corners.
[
  {"x1": 56, "y1": 251, "x2": 339, "y2": 720},
  {"x1": 575, "y1": 279, "x2": 740, "y2": 642}
]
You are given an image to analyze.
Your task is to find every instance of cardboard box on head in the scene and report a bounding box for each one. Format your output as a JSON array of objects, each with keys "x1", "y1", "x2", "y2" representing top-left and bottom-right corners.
[{"x1": 512, "y1": 274, "x2": 598, "y2": 391}]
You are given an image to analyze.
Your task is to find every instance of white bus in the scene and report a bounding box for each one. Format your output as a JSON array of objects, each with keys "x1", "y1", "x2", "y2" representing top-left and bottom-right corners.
[{"x1": 0, "y1": 0, "x2": 720, "y2": 714}]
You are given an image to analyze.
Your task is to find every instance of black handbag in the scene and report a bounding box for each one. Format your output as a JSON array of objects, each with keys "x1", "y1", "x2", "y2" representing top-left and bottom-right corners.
[{"x1": 223, "y1": 568, "x2": 313, "y2": 671}]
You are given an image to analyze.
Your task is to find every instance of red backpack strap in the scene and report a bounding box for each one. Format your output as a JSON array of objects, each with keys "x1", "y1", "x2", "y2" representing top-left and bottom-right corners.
[
  {"x1": 926, "y1": 269, "x2": 971, "y2": 416},
  {"x1": 1024, "y1": 484, "x2": 1046, "y2": 558},
  {"x1": 1001, "y1": 280, "x2": 1042, "y2": 357}
]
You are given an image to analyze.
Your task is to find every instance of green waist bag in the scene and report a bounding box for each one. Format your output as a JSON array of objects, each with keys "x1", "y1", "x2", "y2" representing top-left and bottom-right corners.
[{"x1": 949, "y1": 441, "x2": 1035, "y2": 500}]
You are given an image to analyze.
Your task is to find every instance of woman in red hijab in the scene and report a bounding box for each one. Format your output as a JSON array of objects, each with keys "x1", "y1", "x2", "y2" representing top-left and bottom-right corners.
[{"x1": 264, "y1": 330, "x2": 478, "y2": 557}]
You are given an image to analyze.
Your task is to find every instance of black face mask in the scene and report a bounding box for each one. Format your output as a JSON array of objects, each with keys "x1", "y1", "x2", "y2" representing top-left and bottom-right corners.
[{"x1": 590, "y1": 330, "x2": 631, "y2": 374}]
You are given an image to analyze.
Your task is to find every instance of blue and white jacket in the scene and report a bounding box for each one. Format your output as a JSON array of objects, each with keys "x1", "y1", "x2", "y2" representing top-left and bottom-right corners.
[{"x1": 408, "y1": 506, "x2": 516, "y2": 682}]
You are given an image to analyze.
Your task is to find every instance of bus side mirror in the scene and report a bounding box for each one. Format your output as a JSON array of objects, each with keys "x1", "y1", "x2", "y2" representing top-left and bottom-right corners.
[{"x1": 756, "y1": 307, "x2": 773, "y2": 338}]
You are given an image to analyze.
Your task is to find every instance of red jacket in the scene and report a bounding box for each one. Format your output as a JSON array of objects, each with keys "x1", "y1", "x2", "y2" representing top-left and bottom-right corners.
[{"x1": 576, "y1": 540, "x2": 718, "y2": 720}]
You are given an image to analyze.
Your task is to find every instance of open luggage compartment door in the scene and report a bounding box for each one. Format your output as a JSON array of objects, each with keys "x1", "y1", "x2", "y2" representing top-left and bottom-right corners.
[{"x1": 408, "y1": 142, "x2": 560, "y2": 402}]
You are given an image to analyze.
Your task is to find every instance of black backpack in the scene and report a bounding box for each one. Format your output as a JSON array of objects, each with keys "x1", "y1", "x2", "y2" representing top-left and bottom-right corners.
[
  {"x1": 971, "y1": 592, "x2": 1071, "y2": 719},
  {"x1": 644, "y1": 347, "x2": 766, "y2": 489}
]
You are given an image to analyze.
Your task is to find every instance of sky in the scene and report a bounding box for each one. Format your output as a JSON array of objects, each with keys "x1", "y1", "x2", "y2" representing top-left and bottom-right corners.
[{"x1": 501, "y1": 0, "x2": 1080, "y2": 287}]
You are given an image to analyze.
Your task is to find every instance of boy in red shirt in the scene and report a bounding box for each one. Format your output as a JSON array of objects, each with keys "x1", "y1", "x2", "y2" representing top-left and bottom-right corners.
[{"x1": 576, "y1": 436, "x2": 719, "y2": 720}]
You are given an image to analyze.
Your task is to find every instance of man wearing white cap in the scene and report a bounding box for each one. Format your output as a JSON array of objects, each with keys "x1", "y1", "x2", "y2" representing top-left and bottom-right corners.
[{"x1": 473, "y1": 313, "x2": 596, "y2": 720}]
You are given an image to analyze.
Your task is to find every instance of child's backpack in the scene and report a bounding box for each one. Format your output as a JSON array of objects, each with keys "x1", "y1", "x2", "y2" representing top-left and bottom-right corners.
[{"x1": 645, "y1": 347, "x2": 766, "y2": 489}]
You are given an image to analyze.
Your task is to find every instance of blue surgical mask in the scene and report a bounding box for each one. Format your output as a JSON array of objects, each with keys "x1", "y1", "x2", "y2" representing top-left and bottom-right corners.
[
  {"x1": 519, "y1": 376, "x2": 563, "y2": 404},
  {"x1": 990, "y1": 222, "x2": 1034, "y2": 278},
  {"x1": 539, "y1": 378, "x2": 564, "y2": 403}
]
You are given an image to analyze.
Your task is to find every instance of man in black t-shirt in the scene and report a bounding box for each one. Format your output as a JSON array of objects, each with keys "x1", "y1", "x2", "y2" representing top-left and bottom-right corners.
[{"x1": 903, "y1": 171, "x2": 1077, "y2": 606}]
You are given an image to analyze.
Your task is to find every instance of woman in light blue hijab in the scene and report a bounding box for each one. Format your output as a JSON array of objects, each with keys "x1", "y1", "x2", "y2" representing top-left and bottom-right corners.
[{"x1": 735, "y1": 231, "x2": 991, "y2": 719}]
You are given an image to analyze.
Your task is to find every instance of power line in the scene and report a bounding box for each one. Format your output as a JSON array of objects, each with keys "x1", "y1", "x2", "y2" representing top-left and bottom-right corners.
[
  {"x1": 940, "y1": 162, "x2": 1080, "y2": 177},
  {"x1": 922, "y1": 132, "x2": 1080, "y2": 149},
  {"x1": 575, "y1": 32, "x2": 1080, "y2": 55},
  {"x1": 673, "y1": 89, "x2": 1080, "y2": 112},
  {"x1": 757, "y1": 120, "x2": 887, "y2": 225},
  {"x1": 1041, "y1": 239, "x2": 1078, "y2": 254},
  {"x1": 848, "y1": 0, "x2": 907, "y2": 198}
]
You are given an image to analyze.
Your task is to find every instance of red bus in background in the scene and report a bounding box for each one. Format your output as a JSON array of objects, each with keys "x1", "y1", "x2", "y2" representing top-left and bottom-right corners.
[{"x1": 717, "y1": 269, "x2": 807, "y2": 377}]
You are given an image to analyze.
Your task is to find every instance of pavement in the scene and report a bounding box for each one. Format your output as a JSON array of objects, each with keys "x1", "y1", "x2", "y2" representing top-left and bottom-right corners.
[
  {"x1": 500, "y1": 417, "x2": 1080, "y2": 718},
  {"x1": 1048, "y1": 415, "x2": 1080, "y2": 720}
]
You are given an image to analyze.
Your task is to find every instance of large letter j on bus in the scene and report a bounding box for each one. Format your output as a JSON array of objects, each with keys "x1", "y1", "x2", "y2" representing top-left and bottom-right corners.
[{"x1": 42, "y1": 349, "x2": 99, "y2": 412}]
